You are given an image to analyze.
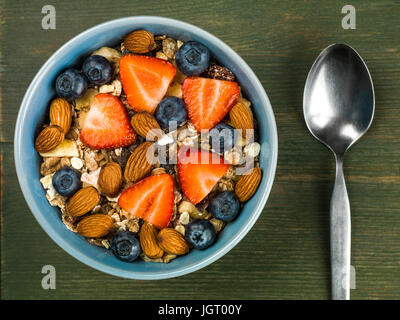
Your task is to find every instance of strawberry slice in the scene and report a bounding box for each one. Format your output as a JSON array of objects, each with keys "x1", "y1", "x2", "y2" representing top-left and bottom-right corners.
[
  {"x1": 177, "y1": 147, "x2": 230, "y2": 204},
  {"x1": 182, "y1": 77, "x2": 239, "y2": 131},
  {"x1": 118, "y1": 173, "x2": 174, "y2": 229},
  {"x1": 119, "y1": 54, "x2": 176, "y2": 114},
  {"x1": 80, "y1": 93, "x2": 136, "y2": 149}
]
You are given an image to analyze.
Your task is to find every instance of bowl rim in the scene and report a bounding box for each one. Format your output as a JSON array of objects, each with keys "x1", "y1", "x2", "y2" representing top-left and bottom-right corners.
[{"x1": 14, "y1": 16, "x2": 278, "y2": 280}]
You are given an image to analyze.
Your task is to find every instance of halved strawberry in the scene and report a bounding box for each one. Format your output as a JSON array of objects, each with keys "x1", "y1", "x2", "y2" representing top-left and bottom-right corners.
[
  {"x1": 177, "y1": 147, "x2": 230, "y2": 204},
  {"x1": 119, "y1": 54, "x2": 176, "y2": 114},
  {"x1": 118, "y1": 173, "x2": 174, "y2": 229},
  {"x1": 80, "y1": 93, "x2": 136, "y2": 149},
  {"x1": 182, "y1": 77, "x2": 239, "y2": 131}
]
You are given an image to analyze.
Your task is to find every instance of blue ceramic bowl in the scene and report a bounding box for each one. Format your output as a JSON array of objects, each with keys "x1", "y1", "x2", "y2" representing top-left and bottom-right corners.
[{"x1": 14, "y1": 16, "x2": 278, "y2": 279}]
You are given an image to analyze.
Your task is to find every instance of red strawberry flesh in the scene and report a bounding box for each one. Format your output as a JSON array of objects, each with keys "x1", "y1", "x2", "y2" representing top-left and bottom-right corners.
[
  {"x1": 80, "y1": 93, "x2": 136, "y2": 149},
  {"x1": 118, "y1": 173, "x2": 174, "y2": 229},
  {"x1": 119, "y1": 54, "x2": 176, "y2": 114},
  {"x1": 182, "y1": 77, "x2": 239, "y2": 131},
  {"x1": 177, "y1": 147, "x2": 230, "y2": 204}
]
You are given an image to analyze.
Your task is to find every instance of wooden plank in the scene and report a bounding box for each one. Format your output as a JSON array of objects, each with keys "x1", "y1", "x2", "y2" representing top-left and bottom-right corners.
[{"x1": 1, "y1": 0, "x2": 400, "y2": 299}]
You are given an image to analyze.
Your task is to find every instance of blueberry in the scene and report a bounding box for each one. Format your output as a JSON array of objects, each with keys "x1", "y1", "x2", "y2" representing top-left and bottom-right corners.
[
  {"x1": 82, "y1": 55, "x2": 113, "y2": 85},
  {"x1": 209, "y1": 123, "x2": 236, "y2": 153},
  {"x1": 175, "y1": 41, "x2": 210, "y2": 76},
  {"x1": 110, "y1": 231, "x2": 141, "y2": 262},
  {"x1": 55, "y1": 68, "x2": 88, "y2": 101},
  {"x1": 185, "y1": 219, "x2": 216, "y2": 250},
  {"x1": 155, "y1": 96, "x2": 187, "y2": 129},
  {"x1": 52, "y1": 166, "x2": 81, "y2": 197},
  {"x1": 209, "y1": 191, "x2": 240, "y2": 222}
]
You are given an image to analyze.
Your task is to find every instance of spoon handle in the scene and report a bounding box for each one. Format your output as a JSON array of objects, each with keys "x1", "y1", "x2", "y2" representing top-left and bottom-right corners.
[{"x1": 330, "y1": 155, "x2": 351, "y2": 300}]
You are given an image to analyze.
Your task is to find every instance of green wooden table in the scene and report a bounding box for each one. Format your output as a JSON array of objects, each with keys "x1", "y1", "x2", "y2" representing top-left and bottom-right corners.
[{"x1": 1, "y1": 0, "x2": 399, "y2": 300}]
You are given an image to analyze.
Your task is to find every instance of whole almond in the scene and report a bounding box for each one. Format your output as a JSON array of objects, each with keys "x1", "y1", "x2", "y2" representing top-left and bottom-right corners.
[
  {"x1": 235, "y1": 167, "x2": 262, "y2": 202},
  {"x1": 124, "y1": 142, "x2": 154, "y2": 182},
  {"x1": 229, "y1": 102, "x2": 254, "y2": 139},
  {"x1": 49, "y1": 98, "x2": 72, "y2": 134},
  {"x1": 123, "y1": 30, "x2": 156, "y2": 54},
  {"x1": 67, "y1": 186, "x2": 100, "y2": 217},
  {"x1": 140, "y1": 222, "x2": 164, "y2": 259},
  {"x1": 77, "y1": 214, "x2": 113, "y2": 238},
  {"x1": 34, "y1": 125, "x2": 64, "y2": 153},
  {"x1": 98, "y1": 162, "x2": 123, "y2": 197},
  {"x1": 157, "y1": 228, "x2": 189, "y2": 255},
  {"x1": 130, "y1": 112, "x2": 162, "y2": 141}
]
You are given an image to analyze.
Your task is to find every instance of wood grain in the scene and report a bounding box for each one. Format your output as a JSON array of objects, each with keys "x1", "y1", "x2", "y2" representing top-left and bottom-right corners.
[{"x1": 1, "y1": 0, "x2": 400, "y2": 299}]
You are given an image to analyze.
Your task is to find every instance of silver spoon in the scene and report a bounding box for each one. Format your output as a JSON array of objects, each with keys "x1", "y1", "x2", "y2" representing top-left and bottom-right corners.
[{"x1": 303, "y1": 43, "x2": 374, "y2": 300}]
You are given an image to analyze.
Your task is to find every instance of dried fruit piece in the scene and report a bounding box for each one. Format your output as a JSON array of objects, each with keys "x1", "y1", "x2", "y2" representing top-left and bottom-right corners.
[
  {"x1": 178, "y1": 212, "x2": 190, "y2": 225},
  {"x1": 156, "y1": 51, "x2": 168, "y2": 60},
  {"x1": 175, "y1": 225, "x2": 185, "y2": 236},
  {"x1": 98, "y1": 162, "x2": 123, "y2": 197},
  {"x1": 39, "y1": 139, "x2": 79, "y2": 158},
  {"x1": 77, "y1": 214, "x2": 113, "y2": 238},
  {"x1": 49, "y1": 98, "x2": 72, "y2": 134},
  {"x1": 140, "y1": 222, "x2": 164, "y2": 259},
  {"x1": 130, "y1": 112, "x2": 162, "y2": 141},
  {"x1": 202, "y1": 64, "x2": 235, "y2": 81},
  {"x1": 157, "y1": 228, "x2": 189, "y2": 255},
  {"x1": 91, "y1": 47, "x2": 121, "y2": 65},
  {"x1": 67, "y1": 186, "x2": 100, "y2": 217},
  {"x1": 235, "y1": 167, "x2": 262, "y2": 202},
  {"x1": 229, "y1": 101, "x2": 254, "y2": 139},
  {"x1": 123, "y1": 30, "x2": 156, "y2": 54},
  {"x1": 178, "y1": 200, "x2": 208, "y2": 219},
  {"x1": 124, "y1": 142, "x2": 154, "y2": 182},
  {"x1": 166, "y1": 82, "x2": 182, "y2": 98},
  {"x1": 35, "y1": 125, "x2": 64, "y2": 153},
  {"x1": 210, "y1": 218, "x2": 225, "y2": 233},
  {"x1": 75, "y1": 88, "x2": 98, "y2": 110}
]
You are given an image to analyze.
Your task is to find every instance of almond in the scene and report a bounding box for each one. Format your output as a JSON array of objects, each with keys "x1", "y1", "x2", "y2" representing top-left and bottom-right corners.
[
  {"x1": 77, "y1": 214, "x2": 113, "y2": 238},
  {"x1": 130, "y1": 112, "x2": 162, "y2": 141},
  {"x1": 98, "y1": 162, "x2": 123, "y2": 197},
  {"x1": 229, "y1": 101, "x2": 254, "y2": 139},
  {"x1": 49, "y1": 98, "x2": 72, "y2": 133},
  {"x1": 98, "y1": 162, "x2": 122, "y2": 198},
  {"x1": 124, "y1": 142, "x2": 154, "y2": 182},
  {"x1": 34, "y1": 125, "x2": 64, "y2": 153},
  {"x1": 123, "y1": 30, "x2": 156, "y2": 54},
  {"x1": 140, "y1": 222, "x2": 164, "y2": 259},
  {"x1": 67, "y1": 186, "x2": 100, "y2": 217},
  {"x1": 157, "y1": 228, "x2": 189, "y2": 255},
  {"x1": 235, "y1": 167, "x2": 262, "y2": 202}
]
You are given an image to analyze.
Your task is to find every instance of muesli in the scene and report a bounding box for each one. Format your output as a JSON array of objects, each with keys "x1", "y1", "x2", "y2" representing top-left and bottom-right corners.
[{"x1": 35, "y1": 29, "x2": 262, "y2": 263}]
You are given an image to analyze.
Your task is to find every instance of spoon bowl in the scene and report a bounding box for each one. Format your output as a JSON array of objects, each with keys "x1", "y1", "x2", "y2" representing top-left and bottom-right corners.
[
  {"x1": 303, "y1": 43, "x2": 374, "y2": 299},
  {"x1": 304, "y1": 44, "x2": 374, "y2": 155}
]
